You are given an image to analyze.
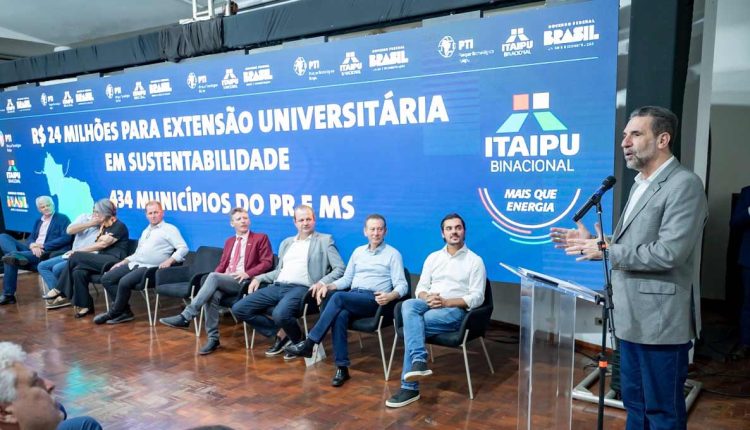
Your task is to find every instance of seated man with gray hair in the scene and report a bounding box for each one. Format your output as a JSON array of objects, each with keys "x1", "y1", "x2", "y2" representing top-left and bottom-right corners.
[
  {"x1": 0, "y1": 341, "x2": 103, "y2": 429},
  {"x1": 0, "y1": 196, "x2": 72, "y2": 305},
  {"x1": 42, "y1": 199, "x2": 122, "y2": 310}
]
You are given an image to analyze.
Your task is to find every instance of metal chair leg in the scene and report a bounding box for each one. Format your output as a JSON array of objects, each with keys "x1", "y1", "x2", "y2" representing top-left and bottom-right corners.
[
  {"x1": 104, "y1": 289, "x2": 110, "y2": 312},
  {"x1": 429, "y1": 345, "x2": 435, "y2": 363},
  {"x1": 250, "y1": 327, "x2": 256, "y2": 350},
  {"x1": 197, "y1": 306, "x2": 204, "y2": 336},
  {"x1": 153, "y1": 294, "x2": 160, "y2": 324},
  {"x1": 302, "y1": 303, "x2": 309, "y2": 336},
  {"x1": 461, "y1": 330, "x2": 474, "y2": 399},
  {"x1": 142, "y1": 279, "x2": 153, "y2": 326},
  {"x1": 386, "y1": 319, "x2": 399, "y2": 380},
  {"x1": 244, "y1": 322, "x2": 250, "y2": 349},
  {"x1": 358, "y1": 333, "x2": 364, "y2": 350},
  {"x1": 376, "y1": 317, "x2": 387, "y2": 380},
  {"x1": 480, "y1": 337, "x2": 494, "y2": 374}
]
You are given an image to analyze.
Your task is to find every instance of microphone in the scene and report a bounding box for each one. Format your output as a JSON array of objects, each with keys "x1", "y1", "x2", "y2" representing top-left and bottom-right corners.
[{"x1": 572, "y1": 176, "x2": 616, "y2": 222}]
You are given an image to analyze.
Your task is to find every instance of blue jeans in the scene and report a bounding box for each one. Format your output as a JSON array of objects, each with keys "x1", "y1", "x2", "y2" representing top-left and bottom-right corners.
[
  {"x1": 0, "y1": 233, "x2": 39, "y2": 296},
  {"x1": 308, "y1": 289, "x2": 379, "y2": 367},
  {"x1": 38, "y1": 255, "x2": 68, "y2": 292},
  {"x1": 619, "y1": 338, "x2": 691, "y2": 430},
  {"x1": 400, "y1": 298, "x2": 465, "y2": 391},
  {"x1": 231, "y1": 282, "x2": 309, "y2": 343}
]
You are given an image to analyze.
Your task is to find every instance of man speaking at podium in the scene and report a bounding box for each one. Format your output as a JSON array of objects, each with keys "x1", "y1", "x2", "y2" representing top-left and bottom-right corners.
[{"x1": 551, "y1": 106, "x2": 708, "y2": 430}]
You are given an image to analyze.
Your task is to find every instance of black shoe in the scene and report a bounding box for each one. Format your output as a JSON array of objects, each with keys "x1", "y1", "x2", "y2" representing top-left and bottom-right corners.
[
  {"x1": 0, "y1": 295, "x2": 16, "y2": 305},
  {"x1": 160, "y1": 314, "x2": 190, "y2": 329},
  {"x1": 385, "y1": 389, "x2": 420, "y2": 408},
  {"x1": 283, "y1": 352, "x2": 298, "y2": 361},
  {"x1": 284, "y1": 339, "x2": 315, "y2": 358},
  {"x1": 2, "y1": 254, "x2": 28, "y2": 267},
  {"x1": 107, "y1": 310, "x2": 135, "y2": 325},
  {"x1": 265, "y1": 336, "x2": 291, "y2": 356},
  {"x1": 404, "y1": 361, "x2": 433, "y2": 382},
  {"x1": 199, "y1": 338, "x2": 221, "y2": 355},
  {"x1": 93, "y1": 312, "x2": 114, "y2": 325},
  {"x1": 331, "y1": 367, "x2": 350, "y2": 387}
]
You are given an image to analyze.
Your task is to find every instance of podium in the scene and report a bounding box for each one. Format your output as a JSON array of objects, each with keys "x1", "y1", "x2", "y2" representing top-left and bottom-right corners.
[{"x1": 501, "y1": 264, "x2": 601, "y2": 430}]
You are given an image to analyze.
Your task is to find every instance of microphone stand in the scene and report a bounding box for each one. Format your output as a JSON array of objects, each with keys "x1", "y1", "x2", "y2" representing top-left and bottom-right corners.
[{"x1": 595, "y1": 200, "x2": 616, "y2": 430}]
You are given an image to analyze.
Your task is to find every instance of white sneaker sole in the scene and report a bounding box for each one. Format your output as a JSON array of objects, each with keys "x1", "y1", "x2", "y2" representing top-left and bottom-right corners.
[
  {"x1": 404, "y1": 369, "x2": 433, "y2": 382},
  {"x1": 385, "y1": 393, "x2": 421, "y2": 408}
]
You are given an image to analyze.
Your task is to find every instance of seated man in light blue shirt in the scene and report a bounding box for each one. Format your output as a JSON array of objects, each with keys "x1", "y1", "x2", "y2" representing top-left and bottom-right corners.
[
  {"x1": 285, "y1": 214, "x2": 408, "y2": 387},
  {"x1": 94, "y1": 200, "x2": 188, "y2": 325}
]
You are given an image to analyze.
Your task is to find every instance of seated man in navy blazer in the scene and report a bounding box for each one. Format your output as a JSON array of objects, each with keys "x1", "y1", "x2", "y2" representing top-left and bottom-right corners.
[
  {"x1": 232, "y1": 205, "x2": 345, "y2": 359},
  {"x1": 159, "y1": 207, "x2": 274, "y2": 355},
  {"x1": 0, "y1": 196, "x2": 72, "y2": 305}
]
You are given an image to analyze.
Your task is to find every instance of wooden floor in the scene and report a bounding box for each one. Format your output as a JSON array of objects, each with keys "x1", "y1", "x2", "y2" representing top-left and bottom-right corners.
[{"x1": 2, "y1": 272, "x2": 749, "y2": 429}]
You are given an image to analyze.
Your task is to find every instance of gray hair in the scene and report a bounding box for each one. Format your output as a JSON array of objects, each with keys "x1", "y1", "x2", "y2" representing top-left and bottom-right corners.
[
  {"x1": 94, "y1": 198, "x2": 117, "y2": 219},
  {"x1": 35, "y1": 195, "x2": 55, "y2": 211},
  {"x1": 0, "y1": 342, "x2": 27, "y2": 403},
  {"x1": 629, "y1": 106, "x2": 678, "y2": 149}
]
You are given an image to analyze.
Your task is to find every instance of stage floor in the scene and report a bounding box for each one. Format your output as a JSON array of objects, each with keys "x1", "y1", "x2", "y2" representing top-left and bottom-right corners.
[{"x1": 1, "y1": 272, "x2": 748, "y2": 429}]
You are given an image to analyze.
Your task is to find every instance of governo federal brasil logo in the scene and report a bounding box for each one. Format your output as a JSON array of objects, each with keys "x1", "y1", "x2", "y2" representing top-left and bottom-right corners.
[{"x1": 479, "y1": 92, "x2": 582, "y2": 245}]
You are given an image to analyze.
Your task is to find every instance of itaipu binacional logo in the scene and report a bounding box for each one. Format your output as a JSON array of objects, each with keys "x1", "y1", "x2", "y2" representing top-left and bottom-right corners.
[
  {"x1": 6, "y1": 160, "x2": 20, "y2": 184},
  {"x1": 479, "y1": 92, "x2": 583, "y2": 245}
]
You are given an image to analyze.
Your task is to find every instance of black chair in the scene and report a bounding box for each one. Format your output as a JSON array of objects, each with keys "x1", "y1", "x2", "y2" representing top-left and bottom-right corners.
[
  {"x1": 387, "y1": 279, "x2": 495, "y2": 399},
  {"x1": 347, "y1": 268, "x2": 412, "y2": 380},
  {"x1": 153, "y1": 246, "x2": 223, "y2": 335}
]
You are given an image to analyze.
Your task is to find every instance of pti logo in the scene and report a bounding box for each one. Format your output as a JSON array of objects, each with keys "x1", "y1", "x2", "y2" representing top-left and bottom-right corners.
[
  {"x1": 479, "y1": 92, "x2": 582, "y2": 245},
  {"x1": 293, "y1": 57, "x2": 307, "y2": 76},
  {"x1": 438, "y1": 36, "x2": 456, "y2": 58}
]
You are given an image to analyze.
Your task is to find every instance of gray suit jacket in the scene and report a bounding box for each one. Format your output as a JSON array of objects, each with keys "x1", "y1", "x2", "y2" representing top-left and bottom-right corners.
[
  {"x1": 256, "y1": 232, "x2": 345, "y2": 286},
  {"x1": 609, "y1": 160, "x2": 708, "y2": 345}
]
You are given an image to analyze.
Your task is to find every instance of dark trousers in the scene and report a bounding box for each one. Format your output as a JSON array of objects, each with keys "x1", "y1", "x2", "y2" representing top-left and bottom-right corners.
[
  {"x1": 0, "y1": 233, "x2": 38, "y2": 296},
  {"x1": 101, "y1": 264, "x2": 149, "y2": 315},
  {"x1": 307, "y1": 289, "x2": 379, "y2": 367},
  {"x1": 741, "y1": 267, "x2": 750, "y2": 345},
  {"x1": 231, "y1": 282, "x2": 309, "y2": 343},
  {"x1": 619, "y1": 338, "x2": 691, "y2": 430},
  {"x1": 59, "y1": 252, "x2": 119, "y2": 308}
]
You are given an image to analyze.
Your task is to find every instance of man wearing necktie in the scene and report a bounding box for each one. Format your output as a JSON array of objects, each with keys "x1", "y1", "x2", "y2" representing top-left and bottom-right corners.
[{"x1": 159, "y1": 207, "x2": 274, "y2": 355}]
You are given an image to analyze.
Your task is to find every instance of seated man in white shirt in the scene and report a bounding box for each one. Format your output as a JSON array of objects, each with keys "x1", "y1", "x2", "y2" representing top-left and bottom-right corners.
[
  {"x1": 385, "y1": 213, "x2": 486, "y2": 408},
  {"x1": 94, "y1": 200, "x2": 188, "y2": 325}
]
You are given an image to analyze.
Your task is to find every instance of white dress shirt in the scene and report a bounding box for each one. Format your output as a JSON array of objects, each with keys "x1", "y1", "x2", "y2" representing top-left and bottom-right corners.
[
  {"x1": 276, "y1": 236, "x2": 312, "y2": 286},
  {"x1": 415, "y1": 244, "x2": 486, "y2": 310},
  {"x1": 622, "y1": 156, "x2": 676, "y2": 224}
]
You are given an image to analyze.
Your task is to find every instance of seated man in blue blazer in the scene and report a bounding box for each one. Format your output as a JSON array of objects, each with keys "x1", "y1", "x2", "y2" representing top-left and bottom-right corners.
[
  {"x1": 232, "y1": 204, "x2": 345, "y2": 359},
  {"x1": 0, "y1": 196, "x2": 72, "y2": 305}
]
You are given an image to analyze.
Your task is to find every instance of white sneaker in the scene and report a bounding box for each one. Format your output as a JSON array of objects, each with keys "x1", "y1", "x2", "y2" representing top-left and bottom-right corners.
[{"x1": 46, "y1": 296, "x2": 71, "y2": 309}]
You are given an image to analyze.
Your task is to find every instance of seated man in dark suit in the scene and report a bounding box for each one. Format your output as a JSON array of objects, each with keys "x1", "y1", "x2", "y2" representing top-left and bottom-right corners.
[
  {"x1": 231, "y1": 205, "x2": 345, "y2": 359},
  {"x1": 285, "y1": 214, "x2": 407, "y2": 386},
  {"x1": 159, "y1": 207, "x2": 274, "y2": 355},
  {"x1": 0, "y1": 196, "x2": 72, "y2": 305}
]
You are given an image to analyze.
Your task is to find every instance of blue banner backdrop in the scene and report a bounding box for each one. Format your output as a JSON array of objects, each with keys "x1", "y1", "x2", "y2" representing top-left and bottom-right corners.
[{"x1": 0, "y1": 0, "x2": 618, "y2": 286}]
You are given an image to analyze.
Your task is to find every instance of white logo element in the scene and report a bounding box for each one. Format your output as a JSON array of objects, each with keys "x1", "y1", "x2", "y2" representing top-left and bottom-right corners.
[
  {"x1": 16, "y1": 98, "x2": 31, "y2": 110},
  {"x1": 544, "y1": 21, "x2": 599, "y2": 48},
  {"x1": 339, "y1": 52, "x2": 362, "y2": 76},
  {"x1": 293, "y1": 57, "x2": 307, "y2": 76},
  {"x1": 438, "y1": 36, "x2": 456, "y2": 58},
  {"x1": 221, "y1": 68, "x2": 239, "y2": 89},
  {"x1": 0, "y1": 131, "x2": 4, "y2": 147},
  {"x1": 369, "y1": 47, "x2": 409, "y2": 69},
  {"x1": 243, "y1": 65, "x2": 273, "y2": 85},
  {"x1": 187, "y1": 72, "x2": 197, "y2": 89},
  {"x1": 40, "y1": 93, "x2": 48, "y2": 107},
  {"x1": 133, "y1": 81, "x2": 146, "y2": 100},
  {"x1": 75, "y1": 89, "x2": 94, "y2": 104},
  {"x1": 105, "y1": 84, "x2": 114, "y2": 99},
  {"x1": 149, "y1": 79, "x2": 172, "y2": 96},
  {"x1": 5, "y1": 99, "x2": 15, "y2": 113},
  {"x1": 502, "y1": 28, "x2": 534, "y2": 57},
  {"x1": 62, "y1": 91, "x2": 74, "y2": 107}
]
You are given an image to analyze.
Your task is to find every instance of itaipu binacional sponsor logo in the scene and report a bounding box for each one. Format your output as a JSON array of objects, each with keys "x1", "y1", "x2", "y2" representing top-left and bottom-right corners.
[
  {"x1": 478, "y1": 92, "x2": 583, "y2": 245},
  {"x1": 132, "y1": 81, "x2": 147, "y2": 100},
  {"x1": 6, "y1": 191, "x2": 28, "y2": 213},
  {"x1": 6, "y1": 160, "x2": 20, "y2": 184},
  {"x1": 221, "y1": 68, "x2": 239, "y2": 89},
  {"x1": 501, "y1": 28, "x2": 533, "y2": 57},
  {"x1": 544, "y1": 19, "x2": 599, "y2": 50},
  {"x1": 243, "y1": 64, "x2": 273, "y2": 85},
  {"x1": 5, "y1": 99, "x2": 15, "y2": 114},
  {"x1": 62, "y1": 91, "x2": 74, "y2": 107},
  {"x1": 339, "y1": 52, "x2": 362, "y2": 76}
]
